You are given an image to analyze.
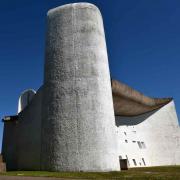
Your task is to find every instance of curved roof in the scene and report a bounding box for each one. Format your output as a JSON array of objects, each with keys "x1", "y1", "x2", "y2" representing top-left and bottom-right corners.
[
  {"x1": 18, "y1": 89, "x2": 36, "y2": 113},
  {"x1": 112, "y1": 79, "x2": 172, "y2": 116}
]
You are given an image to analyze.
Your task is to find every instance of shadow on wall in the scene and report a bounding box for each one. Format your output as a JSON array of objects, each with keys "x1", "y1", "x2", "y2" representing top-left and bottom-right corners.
[{"x1": 115, "y1": 109, "x2": 159, "y2": 127}]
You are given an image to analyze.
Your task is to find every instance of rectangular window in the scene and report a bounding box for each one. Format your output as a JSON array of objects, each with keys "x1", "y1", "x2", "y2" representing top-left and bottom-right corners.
[
  {"x1": 132, "y1": 159, "x2": 137, "y2": 166},
  {"x1": 142, "y1": 158, "x2": 146, "y2": 166},
  {"x1": 137, "y1": 141, "x2": 142, "y2": 149},
  {"x1": 126, "y1": 155, "x2": 130, "y2": 166},
  {"x1": 141, "y1": 142, "x2": 146, "y2": 148},
  {"x1": 132, "y1": 141, "x2": 136, "y2": 143}
]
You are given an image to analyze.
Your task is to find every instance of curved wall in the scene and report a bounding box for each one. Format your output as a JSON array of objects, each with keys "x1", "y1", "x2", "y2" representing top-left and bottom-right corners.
[
  {"x1": 2, "y1": 86, "x2": 43, "y2": 170},
  {"x1": 18, "y1": 89, "x2": 36, "y2": 113},
  {"x1": 41, "y1": 3, "x2": 119, "y2": 171},
  {"x1": 115, "y1": 101, "x2": 180, "y2": 167}
]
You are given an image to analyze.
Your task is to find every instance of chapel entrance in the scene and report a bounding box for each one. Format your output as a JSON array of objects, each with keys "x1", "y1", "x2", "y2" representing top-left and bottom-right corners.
[{"x1": 119, "y1": 158, "x2": 128, "y2": 170}]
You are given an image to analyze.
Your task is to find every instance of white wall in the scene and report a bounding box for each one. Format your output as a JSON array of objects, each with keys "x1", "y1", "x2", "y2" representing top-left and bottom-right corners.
[
  {"x1": 41, "y1": 3, "x2": 119, "y2": 171},
  {"x1": 115, "y1": 101, "x2": 180, "y2": 168}
]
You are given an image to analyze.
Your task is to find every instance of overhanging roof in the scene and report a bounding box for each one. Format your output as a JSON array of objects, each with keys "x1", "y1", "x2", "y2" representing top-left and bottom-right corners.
[{"x1": 112, "y1": 79, "x2": 172, "y2": 116}]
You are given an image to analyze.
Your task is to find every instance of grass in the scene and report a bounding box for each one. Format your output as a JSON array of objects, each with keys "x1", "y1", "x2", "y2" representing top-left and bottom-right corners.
[{"x1": 0, "y1": 166, "x2": 180, "y2": 179}]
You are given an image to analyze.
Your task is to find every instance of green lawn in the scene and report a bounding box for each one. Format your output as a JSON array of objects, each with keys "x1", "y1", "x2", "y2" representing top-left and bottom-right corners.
[{"x1": 0, "y1": 166, "x2": 180, "y2": 179}]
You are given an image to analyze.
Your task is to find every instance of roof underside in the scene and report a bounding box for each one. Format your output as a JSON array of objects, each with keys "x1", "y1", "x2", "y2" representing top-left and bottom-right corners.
[{"x1": 112, "y1": 79, "x2": 172, "y2": 116}]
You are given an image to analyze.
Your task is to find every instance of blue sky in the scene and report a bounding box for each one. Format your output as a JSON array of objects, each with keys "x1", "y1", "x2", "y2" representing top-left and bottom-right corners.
[{"x1": 0, "y1": 0, "x2": 180, "y2": 150}]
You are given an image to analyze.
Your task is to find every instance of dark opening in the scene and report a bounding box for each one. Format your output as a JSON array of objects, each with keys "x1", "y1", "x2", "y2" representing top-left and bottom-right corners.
[
  {"x1": 119, "y1": 159, "x2": 128, "y2": 170},
  {"x1": 142, "y1": 158, "x2": 146, "y2": 166},
  {"x1": 132, "y1": 159, "x2": 137, "y2": 166}
]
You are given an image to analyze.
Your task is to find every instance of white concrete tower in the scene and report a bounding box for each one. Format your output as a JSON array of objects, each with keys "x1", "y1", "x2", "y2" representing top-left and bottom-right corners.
[{"x1": 41, "y1": 3, "x2": 119, "y2": 171}]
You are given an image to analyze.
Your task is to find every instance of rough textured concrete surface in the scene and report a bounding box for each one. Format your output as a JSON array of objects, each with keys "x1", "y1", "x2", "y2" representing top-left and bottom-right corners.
[
  {"x1": 41, "y1": 3, "x2": 119, "y2": 171},
  {"x1": 17, "y1": 87, "x2": 42, "y2": 170},
  {"x1": 18, "y1": 89, "x2": 36, "y2": 113},
  {"x1": 2, "y1": 2, "x2": 180, "y2": 172},
  {"x1": 2, "y1": 87, "x2": 43, "y2": 170},
  {"x1": 2, "y1": 122, "x2": 17, "y2": 170},
  {"x1": 112, "y1": 79, "x2": 172, "y2": 116},
  {"x1": 115, "y1": 100, "x2": 180, "y2": 167}
]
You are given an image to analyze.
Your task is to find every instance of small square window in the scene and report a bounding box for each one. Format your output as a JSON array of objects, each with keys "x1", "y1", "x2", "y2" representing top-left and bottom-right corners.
[{"x1": 125, "y1": 139, "x2": 128, "y2": 143}]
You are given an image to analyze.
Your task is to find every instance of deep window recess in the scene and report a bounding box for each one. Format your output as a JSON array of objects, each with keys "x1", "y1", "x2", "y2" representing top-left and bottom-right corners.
[
  {"x1": 126, "y1": 155, "x2": 130, "y2": 166},
  {"x1": 132, "y1": 159, "x2": 137, "y2": 166},
  {"x1": 125, "y1": 139, "x2": 128, "y2": 143},
  {"x1": 142, "y1": 158, "x2": 146, "y2": 166},
  {"x1": 137, "y1": 141, "x2": 142, "y2": 149},
  {"x1": 141, "y1": 142, "x2": 146, "y2": 148}
]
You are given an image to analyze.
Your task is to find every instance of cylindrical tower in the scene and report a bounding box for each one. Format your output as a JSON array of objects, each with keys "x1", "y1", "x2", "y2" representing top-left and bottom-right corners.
[{"x1": 41, "y1": 3, "x2": 119, "y2": 171}]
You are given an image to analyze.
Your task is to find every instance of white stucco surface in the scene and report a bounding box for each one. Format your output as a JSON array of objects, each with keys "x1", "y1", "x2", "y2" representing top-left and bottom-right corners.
[
  {"x1": 18, "y1": 89, "x2": 36, "y2": 113},
  {"x1": 41, "y1": 3, "x2": 119, "y2": 172},
  {"x1": 115, "y1": 101, "x2": 180, "y2": 168},
  {"x1": 2, "y1": 2, "x2": 180, "y2": 172}
]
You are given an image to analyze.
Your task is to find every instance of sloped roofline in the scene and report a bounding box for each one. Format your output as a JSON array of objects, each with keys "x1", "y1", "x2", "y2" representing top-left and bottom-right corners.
[{"x1": 112, "y1": 79, "x2": 172, "y2": 116}]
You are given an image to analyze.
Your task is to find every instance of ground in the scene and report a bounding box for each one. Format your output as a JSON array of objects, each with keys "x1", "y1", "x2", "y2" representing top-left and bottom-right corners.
[{"x1": 0, "y1": 166, "x2": 180, "y2": 179}]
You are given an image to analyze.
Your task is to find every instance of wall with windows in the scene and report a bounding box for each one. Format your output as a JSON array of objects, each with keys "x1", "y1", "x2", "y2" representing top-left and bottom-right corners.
[
  {"x1": 115, "y1": 100, "x2": 180, "y2": 168},
  {"x1": 2, "y1": 89, "x2": 180, "y2": 170}
]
